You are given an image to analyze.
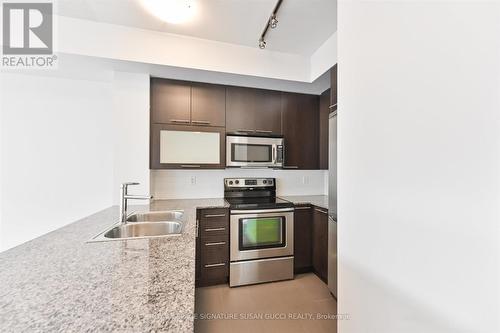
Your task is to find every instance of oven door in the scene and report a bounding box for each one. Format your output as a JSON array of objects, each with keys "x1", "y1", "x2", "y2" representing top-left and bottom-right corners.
[
  {"x1": 226, "y1": 135, "x2": 283, "y2": 168},
  {"x1": 230, "y1": 208, "x2": 294, "y2": 261}
]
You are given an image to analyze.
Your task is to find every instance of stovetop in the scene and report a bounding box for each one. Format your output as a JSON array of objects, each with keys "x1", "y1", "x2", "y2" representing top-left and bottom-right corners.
[
  {"x1": 225, "y1": 196, "x2": 294, "y2": 210},
  {"x1": 224, "y1": 177, "x2": 294, "y2": 210}
]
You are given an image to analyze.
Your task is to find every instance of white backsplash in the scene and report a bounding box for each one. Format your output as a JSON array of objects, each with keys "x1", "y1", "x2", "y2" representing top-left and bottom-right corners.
[{"x1": 151, "y1": 169, "x2": 328, "y2": 199}]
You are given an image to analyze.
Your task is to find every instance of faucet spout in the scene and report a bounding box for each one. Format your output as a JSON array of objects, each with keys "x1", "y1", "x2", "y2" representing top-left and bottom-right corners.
[{"x1": 119, "y1": 183, "x2": 152, "y2": 224}]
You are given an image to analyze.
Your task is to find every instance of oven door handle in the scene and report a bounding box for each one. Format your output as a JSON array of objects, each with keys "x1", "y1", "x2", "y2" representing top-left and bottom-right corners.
[{"x1": 230, "y1": 208, "x2": 294, "y2": 214}]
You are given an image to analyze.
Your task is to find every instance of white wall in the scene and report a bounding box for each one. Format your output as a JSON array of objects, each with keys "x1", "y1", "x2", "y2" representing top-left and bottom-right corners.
[
  {"x1": 0, "y1": 72, "x2": 115, "y2": 251},
  {"x1": 112, "y1": 72, "x2": 151, "y2": 204},
  {"x1": 151, "y1": 169, "x2": 327, "y2": 199},
  {"x1": 310, "y1": 32, "x2": 337, "y2": 81},
  {"x1": 338, "y1": 1, "x2": 500, "y2": 333}
]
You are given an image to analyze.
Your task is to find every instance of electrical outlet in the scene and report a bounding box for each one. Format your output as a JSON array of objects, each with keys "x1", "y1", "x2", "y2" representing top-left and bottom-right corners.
[
  {"x1": 191, "y1": 176, "x2": 196, "y2": 185},
  {"x1": 302, "y1": 176, "x2": 310, "y2": 185}
]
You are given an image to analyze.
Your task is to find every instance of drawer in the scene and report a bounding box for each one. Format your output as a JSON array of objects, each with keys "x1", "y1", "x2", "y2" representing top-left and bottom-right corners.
[
  {"x1": 201, "y1": 239, "x2": 229, "y2": 265},
  {"x1": 199, "y1": 209, "x2": 229, "y2": 237},
  {"x1": 199, "y1": 208, "x2": 228, "y2": 224},
  {"x1": 200, "y1": 262, "x2": 228, "y2": 283}
]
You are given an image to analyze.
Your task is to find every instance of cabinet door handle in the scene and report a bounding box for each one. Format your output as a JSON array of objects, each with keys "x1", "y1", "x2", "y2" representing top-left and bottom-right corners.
[
  {"x1": 204, "y1": 214, "x2": 226, "y2": 218},
  {"x1": 295, "y1": 206, "x2": 311, "y2": 210},
  {"x1": 205, "y1": 227, "x2": 226, "y2": 232},
  {"x1": 329, "y1": 103, "x2": 338, "y2": 109},
  {"x1": 237, "y1": 129, "x2": 255, "y2": 133},
  {"x1": 255, "y1": 129, "x2": 272, "y2": 133},
  {"x1": 283, "y1": 166, "x2": 299, "y2": 169},
  {"x1": 170, "y1": 119, "x2": 190, "y2": 123},
  {"x1": 315, "y1": 208, "x2": 328, "y2": 214},
  {"x1": 204, "y1": 263, "x2": 226, "y2": 268},
  {"x1": 205, "y1": 242, "x2": 226, "y2": 246},
  {"x1": 181, "y1": 165, "x2": 201, "y2": 168},
  {"x1": 192, "y1": 120, "x2": 211, "y2": 125},
  {"x1": 196, "y1": 219, "x2": 199, "y2": 238}
]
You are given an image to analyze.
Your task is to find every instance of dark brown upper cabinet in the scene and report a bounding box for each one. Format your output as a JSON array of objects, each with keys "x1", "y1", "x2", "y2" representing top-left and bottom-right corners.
[
  {"x1": 225, "y1": 86, "x2": 256, "y2": 133},
  {"x1": 151, "y1": 78, "x2": 191, "y2": 125},
  {"x1": 254, "y1": 89, "x2": 282, "y2": 135},
  {"x1": 226, "y1": 86, "x2": 282, "y2": 135},
  {"x1": 282, "y1": 92, "x2": 320, "y2": 170},
  {"x1": 330, "y1": 64, "x2": 337, "y2": 111},
  {"x1": 319, "y1": 89, "x2": 330, "y2": 170},
  {"x1": 191, "y1": 83, "x2": 226, "y2": 127}
]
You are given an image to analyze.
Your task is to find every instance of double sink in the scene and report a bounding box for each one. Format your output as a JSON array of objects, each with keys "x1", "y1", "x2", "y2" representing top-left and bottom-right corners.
[{"x1": 90, "y1": 210, "x2": 185, "y2": 242}]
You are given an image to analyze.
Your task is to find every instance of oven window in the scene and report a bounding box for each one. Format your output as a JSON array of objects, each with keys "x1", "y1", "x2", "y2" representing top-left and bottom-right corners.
[
  {"x1": 239, "y1": 216, "x2": 286, "y2": 251},
  {"x1": 232, "y1": 144, "x2": 272, "y2": 163}
]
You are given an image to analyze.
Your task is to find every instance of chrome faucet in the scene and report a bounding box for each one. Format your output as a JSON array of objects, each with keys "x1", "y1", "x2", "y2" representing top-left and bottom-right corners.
[{"x1": 120, "y1": 182, "x2": 152, "y2": 223}]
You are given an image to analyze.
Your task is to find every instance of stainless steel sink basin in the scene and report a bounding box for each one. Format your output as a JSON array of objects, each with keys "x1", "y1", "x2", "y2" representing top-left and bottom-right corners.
[
  {"x1": 89, "y1": 210, "x2": 185, "y2": 242},
  {"x1": 126, "y1": 211, "x2": 184, "y2": 223},
  {"x1": 104, "y1": 221, "x2": 183, "y2": 239}
]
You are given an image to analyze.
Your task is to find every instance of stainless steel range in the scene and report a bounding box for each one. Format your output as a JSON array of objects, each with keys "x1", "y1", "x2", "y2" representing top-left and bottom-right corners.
[{"x1": 224, "y1": 178, "x2": 294, "y2": 287}]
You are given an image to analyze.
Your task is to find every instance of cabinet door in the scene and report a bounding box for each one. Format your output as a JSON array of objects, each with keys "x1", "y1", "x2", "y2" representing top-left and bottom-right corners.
[
  {"x1": 226, "y1": 86, "x2": 256, "y2": 133},
  {"x1": 294, "y1": 206, "x2": 313, "y2": 273},
  {"x1": 319, "y1": 89, "x2": 330, "y2": 170},
  {"x1": 191, "y1": 83, "x2": 226, "y2": 127},
  {"x1": 151, "y1": 79, "x2": 191, "y2": 125},
  {"x1": 330, "y1": 64, "x2": 337, "y2": 111},
  {"x1": 150, "y1": 124, "x2": 225, "y2": 169},
  {"x1": 254, "y1": 89, "x2": 282, "y2": 135},
  {"x1": 282, "y1": 92, "x2": 320, "y2": 169},
  {"x1": 313, "y1": 207, "x2": 329, "y2": 283}
]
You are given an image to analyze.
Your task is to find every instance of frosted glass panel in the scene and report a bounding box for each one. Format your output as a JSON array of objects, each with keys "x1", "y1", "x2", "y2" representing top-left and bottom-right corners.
[{"x1": 160, "y1": 130, "x2": 220, "y2": 164}]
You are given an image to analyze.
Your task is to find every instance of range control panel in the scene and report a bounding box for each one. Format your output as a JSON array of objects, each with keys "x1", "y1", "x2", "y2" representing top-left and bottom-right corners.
[{"x1": 224, "y1": 178, "x2": 275, "y2": 188}]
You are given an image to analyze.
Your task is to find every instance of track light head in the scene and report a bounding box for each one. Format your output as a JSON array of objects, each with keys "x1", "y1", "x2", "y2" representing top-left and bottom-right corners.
[
  {"x1": 259, "y1": 39, "x2": 267, "y2": 49},
  {"x1": 269, "y1": 15, "x2": 278, "y2": 29}
]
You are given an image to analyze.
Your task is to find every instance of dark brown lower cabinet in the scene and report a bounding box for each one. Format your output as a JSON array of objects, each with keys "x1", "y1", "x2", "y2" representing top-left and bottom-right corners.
[
  {"x1": 195, "y1": 208, "x2": 230, "y2": 287},
  {"x1": 294, "y1": 205, "x2": 313, "y2": 273},
  {"x1": 312, "y1": 207, "x2": 329, "y2": 283}
]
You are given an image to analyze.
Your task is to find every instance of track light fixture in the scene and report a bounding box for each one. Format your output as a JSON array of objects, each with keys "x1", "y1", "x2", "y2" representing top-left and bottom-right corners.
[
  {"x1": 269, "y1": 14, "x2": 278, "y2": 29},
  {"x1": 259, "y1": 39, "x2": 267, "y2": 49},
  {"x1": 258, "y1": 0, "x2": 283, "y2": 49}
]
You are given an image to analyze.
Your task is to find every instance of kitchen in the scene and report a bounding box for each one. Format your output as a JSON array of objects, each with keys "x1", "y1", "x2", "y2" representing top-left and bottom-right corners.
[{"x1": 1, "y1": 1, "x2": 499, "y2": 333}]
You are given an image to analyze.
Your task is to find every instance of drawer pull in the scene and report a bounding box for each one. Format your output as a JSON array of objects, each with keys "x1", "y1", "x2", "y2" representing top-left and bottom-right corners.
[
  {"x1": 205, "y1": 227, "x2": 226, "y2": 232},
  {"x1": 205, "y1": 241, "x2": 226, "y2": 246},
  {"x1": 204, "y1": 263, "x2": 226, "y2": 268},
  {"x1": 192, "y1": 120, "x2": 211, "y2": 125},
  {"x1": 295, "y1": 206, "x2": 311, "y2": 210},
  {"x1": 170, "y1": 119, "x2": 190, "y2": 123},
  {"x1": 204, "y1": 214, "x2": 226, "y2": 218},
  {"x1": 315, "y1": 208, "x2": 328, "y2": 214},
  {"x1": 181, "y1": 165, "x2": 201, "y2": 168}
]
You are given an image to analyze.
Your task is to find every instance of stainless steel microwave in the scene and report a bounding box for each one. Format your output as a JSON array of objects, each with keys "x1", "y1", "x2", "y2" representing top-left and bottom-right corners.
[{"x1": 226, "y1": 135, "x2": 284, "y2": 168}]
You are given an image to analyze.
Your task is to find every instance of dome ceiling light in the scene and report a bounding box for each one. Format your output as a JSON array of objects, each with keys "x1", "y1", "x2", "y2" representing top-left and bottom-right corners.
[
  {"x1": 258, "y1": 0, "x2": 283, "y2": 49},
  {"x1": 142, "y1": 0, "x2": 197, "y2": 24}
]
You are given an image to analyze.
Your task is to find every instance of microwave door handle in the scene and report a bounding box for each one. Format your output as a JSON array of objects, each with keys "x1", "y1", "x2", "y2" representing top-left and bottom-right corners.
[{"x1": 272, "y1": 146, "x2": 277, "y2": 164}]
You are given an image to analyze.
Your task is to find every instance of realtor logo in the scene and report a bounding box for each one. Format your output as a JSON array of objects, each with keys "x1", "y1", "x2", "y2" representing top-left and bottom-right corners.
[
  {"x1": 2, "y1": 1, "x2": 56, "y2": 68},
  {"x1": 3, "y1": 2, "x2": 53, "y2": 54}
]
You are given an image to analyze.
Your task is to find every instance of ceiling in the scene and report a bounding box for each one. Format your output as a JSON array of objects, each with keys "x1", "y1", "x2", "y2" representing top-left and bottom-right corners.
[{"x1": 55, "y1": 0, "x2": 337, "y2": 56}]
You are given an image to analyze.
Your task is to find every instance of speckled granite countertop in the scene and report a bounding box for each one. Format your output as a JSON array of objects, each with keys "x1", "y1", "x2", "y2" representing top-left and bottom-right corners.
[
  {"x1": 279, "y1": 195, "x2": 329, "y2": 210},
  {"x1": 0, "y1": 198, "x2": 228, "y2": 333}
]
